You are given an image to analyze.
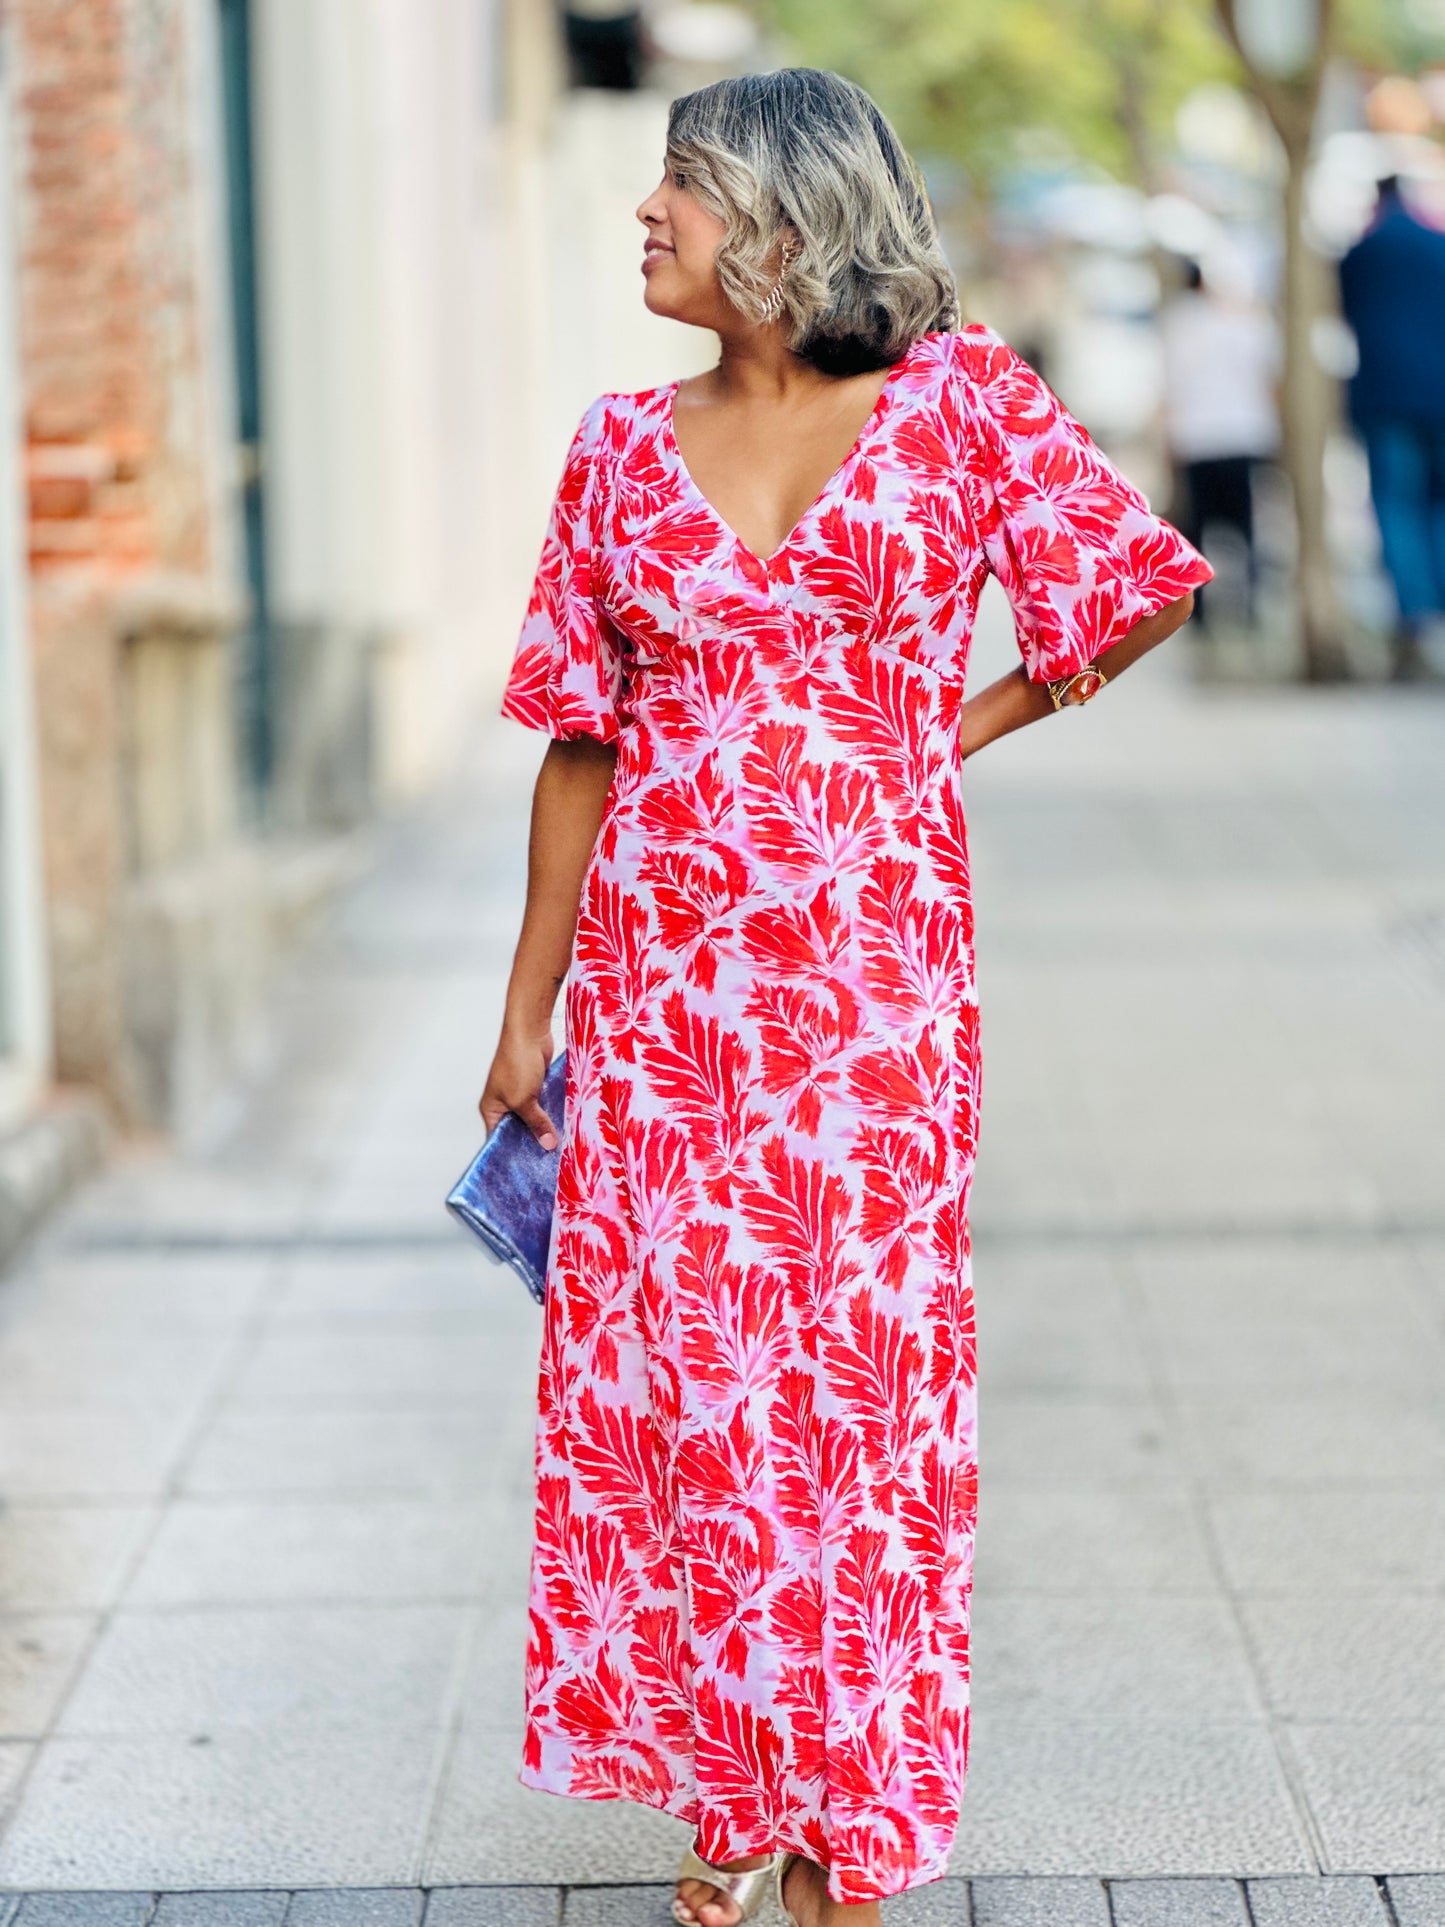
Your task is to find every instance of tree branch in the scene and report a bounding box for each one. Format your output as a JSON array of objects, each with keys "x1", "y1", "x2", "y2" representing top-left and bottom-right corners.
[{"x1": 1212, "y1": 0, "x2": 1333, "y2": 152}]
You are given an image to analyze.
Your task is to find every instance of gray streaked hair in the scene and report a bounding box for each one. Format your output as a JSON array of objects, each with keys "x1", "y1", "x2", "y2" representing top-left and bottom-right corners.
[{"x1": 665, "y1": 68, "x2": 959, "y2": 376}]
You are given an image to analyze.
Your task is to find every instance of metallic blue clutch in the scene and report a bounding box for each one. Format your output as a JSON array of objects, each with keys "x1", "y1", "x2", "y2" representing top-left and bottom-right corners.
[{"x1": 445, "y1": 1051, "x2": 566, "y2": 1304}]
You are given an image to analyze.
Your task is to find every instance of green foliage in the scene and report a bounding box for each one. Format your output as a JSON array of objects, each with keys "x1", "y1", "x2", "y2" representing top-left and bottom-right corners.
[
  {"x1": 758, "y1": 0, "x2": 1238, "y2": 186},
  {"x1": 1337, "y1": 0, "x2": 1445, "y2": 72},
  {"x1": 758, "y1": 0, "x2": 1445, "y2": 187}
]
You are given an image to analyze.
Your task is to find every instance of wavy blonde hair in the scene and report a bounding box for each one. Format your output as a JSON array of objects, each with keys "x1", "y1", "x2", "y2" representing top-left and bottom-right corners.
[{"x1": 665, "y1": 69, "x2": 959, "y2": 375}]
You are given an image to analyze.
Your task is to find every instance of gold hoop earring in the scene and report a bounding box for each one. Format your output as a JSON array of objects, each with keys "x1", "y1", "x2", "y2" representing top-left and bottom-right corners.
[{"x1": 759, "y1": 238, "x2": 800, "y2": 325}]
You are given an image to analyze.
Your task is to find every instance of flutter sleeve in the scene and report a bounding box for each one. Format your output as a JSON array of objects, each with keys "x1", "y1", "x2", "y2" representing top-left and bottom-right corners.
[
  {"x1": 500, "y1": 397, "x2": 625, "y2": 743},
  {"x1": 951, "y1": 327, "x2": 1213, "y2": 684}
]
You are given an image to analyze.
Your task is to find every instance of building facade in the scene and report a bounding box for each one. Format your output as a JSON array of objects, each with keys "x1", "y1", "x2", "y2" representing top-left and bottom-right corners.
[
  {"x1": 0, "y1": 0, "x2": 536, "y2": 1160},
  {"x1": 0, "y1": 19, "x2": 51, "y2": 1143},
  {"x1": 0, "y1": 0, "x2": 724, "y2": 1256}
]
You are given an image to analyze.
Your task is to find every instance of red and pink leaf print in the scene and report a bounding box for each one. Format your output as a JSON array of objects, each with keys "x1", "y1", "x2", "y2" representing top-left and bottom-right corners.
[
  {"x1": 628, "y1": 1606, "x2": 695, "y2": 1746},
  {"x1": 775, "y1": 1661, "x2": 829, "y2": 1787},
  {"x1": 752, "y1": 608, "x2": 845, "y2": 709},
  {"x1": 533, "y1": 1477, "x2": 639, "y2": 1647},
  {"x1": 740, "y1": 723, "x2": 886, "y2": 883},
  {"x1": 925, "y1": 1262, "x2": 979, "y2": 1401},
  {"x1": 855, "y1": 1124, "x2": 949, "y2": 1291},
  {"x1": 558, "y1": 1220, "x2": 633, "y2": 1382},
  {"x1": 767, "y1": 1570, "x2": 825, "y2": 1663},
  {"x1": 737, "y1": 882, "x2": 852, "y2": 990},
  {"x1": 803, "y1": 506, "x2": 918, "y2": 638},
  {"x1": 913, "y1": 489, "x2": 980, "y2": 637},
  {"x1": 741, "y1": 980, "x2": 862, "y2": 1137},
  {"x1": 634, "y1": 752, "x2": 736, "y2": 852},
  {"x1": 692, "y1": 1679, "x2": 790, "y2": 1839},
  {"x1": 570, "y1": 1389, "x2": 677, "y2": 1591},
  {"x1": 640, "y1": 994, "x2": 764, "y2": 1207},
  {"x1": 741, "y1": 1136, "x2": 863, "y2": 1352},
  {"x1": 1023, "y1": 437, "x2": 1146, "y2": 544},
  {"x1": 832, "y1": 1528, "x2": 928, "y2": 1703},
  {"x1": 628, "y1": 504, "x2": 728, "y2": 601},
  {"x1": 551, "y1": 1650, "x2": 640, "y2": 1747},
  {"x1": 856, "y1": 858, "x2": 968, "y2": 1026},
  {"x1": 595, "y1": 1078, "x2": 695, "y2": 1247},
  {"x1": 646, "y1": 635, "x2": 776, "y2": 748},
  {"x1": 569, "y1": 1748, "x2": 677, "y2": 1803},
  {"x1": 847, "y1": 1027, "x2": 953, "y2": 1134},
  {"x1": 823, "y1": 1293, "x2": 934, "y2": 1513},
  {"x1": 572, "y1": 881, "x2": 671, "y2": 1063},
  {"x1": 499, "y1": 637, "x2": 553, "y2": 728},
  {"x1": 638, "y1": 845, "x2": 752, "y2": 994},
  {"x1": 768, "y1": 1366, "x2": 865, "y2": 1553},
  {"x1": 675, "y1": 1222, "x2": 794, "y2": 1408},
  {"x1": 503, "y1": 328, "x2": 1210, "y2": 1902},
  {"x1": 815, "y1": 644, "x2": 935, "y2": 816},
  {"x1": 686, "y1": 1514, "x2": 778, "y2": 1679},
  {"x1": 675, "y1": 1402, "x2": 767, "y2": 1522},
  {"x1": 899, "y1": 1678, "x2": 970, "y2": 1834},
  {"x1": 897, "y1": 1444, "x2": 958, "y2": 1599}
]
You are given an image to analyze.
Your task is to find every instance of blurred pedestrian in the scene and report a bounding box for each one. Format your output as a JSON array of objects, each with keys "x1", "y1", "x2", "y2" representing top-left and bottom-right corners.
[
  {"x1": 480, "y1": 65, "x2": 1208, "y2": 1927},
  {"x1": 1340, "y1": 175, "x2": 1445, "y2": 680},
  {"x1": 1160, "y1": 260, "x2": 1280, "y2": 633}
]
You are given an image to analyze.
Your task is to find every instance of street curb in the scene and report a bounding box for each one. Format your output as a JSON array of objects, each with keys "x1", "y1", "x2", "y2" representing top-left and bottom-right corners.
[{"x1": 0, "y1": 1089, "x2": 110, "y2": 1274}]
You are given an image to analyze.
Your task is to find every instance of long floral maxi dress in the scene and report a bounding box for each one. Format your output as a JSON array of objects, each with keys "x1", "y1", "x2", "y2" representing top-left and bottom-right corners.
[{"x1": 499, "y1": 325, "x2": 1212, "y2": 1902}]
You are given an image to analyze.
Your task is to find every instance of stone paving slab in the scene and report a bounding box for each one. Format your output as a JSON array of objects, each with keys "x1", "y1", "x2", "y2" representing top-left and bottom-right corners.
[
  {"x1": 10, "y1": 1901, "x2": 155, "y2": 1926},
  {"x1": 424, "y1": 1892, "x2": 561, "y2": 1927},
  {"x1": 884, "y1": 1877, "x2": 972, "y2": 1925},
  {"x1": 557, "y1": 1889, "x2": 671, "y2": 1927},
  {"x1": 971, "y1": 1875, "x2": 1109, "y2": 1924},
  {"x1": 285, "y1": 1892, "x2": 424, "y2": 1926},
  {"x1": 1246, "y1": 1875, "x2": 1392, "y2": 1924},
  {"x1": 1109, "y1": 1879, "x2": 1250, "y2": 1926},
  {"x1": 1388, "y1": 1875, "x2": 1445, "y2": 1927},
  {"x1": 152, "y1": 1897, "x2": 289, "y2": 1926}
]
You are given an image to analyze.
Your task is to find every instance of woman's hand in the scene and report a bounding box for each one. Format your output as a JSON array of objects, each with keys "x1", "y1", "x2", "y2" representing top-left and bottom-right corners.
[
  {"x1": 480, "y1": 734, "x2": 619, "y2": 1151},
  {"x1": 959, "y1": 591, "x2": 1196, "y2": 761},
  {"x1": 479, "y1": 1023, "x2": 558, "y2": 1149}
]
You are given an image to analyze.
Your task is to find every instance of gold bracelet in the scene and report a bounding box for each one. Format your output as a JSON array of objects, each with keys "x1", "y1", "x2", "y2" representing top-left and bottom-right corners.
[{"x1": 1047, "y1": 664, "x2": 1109, "y2": 711}]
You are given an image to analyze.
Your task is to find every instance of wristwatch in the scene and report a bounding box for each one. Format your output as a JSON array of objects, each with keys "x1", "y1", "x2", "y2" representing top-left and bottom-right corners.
[{"x1": 1047, "y1": 664, "x2": 1109, "y2": 710}]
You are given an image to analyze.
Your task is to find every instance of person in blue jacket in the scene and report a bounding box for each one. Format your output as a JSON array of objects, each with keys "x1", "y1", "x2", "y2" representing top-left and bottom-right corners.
[{"x1": 1339, "y1": 175, "x2": 1445, "y2": 680}]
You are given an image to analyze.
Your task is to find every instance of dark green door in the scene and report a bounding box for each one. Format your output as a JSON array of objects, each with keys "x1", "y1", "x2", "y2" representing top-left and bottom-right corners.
[{"x1": 217, "y1": 0, "x2": 274, "y2": 810}]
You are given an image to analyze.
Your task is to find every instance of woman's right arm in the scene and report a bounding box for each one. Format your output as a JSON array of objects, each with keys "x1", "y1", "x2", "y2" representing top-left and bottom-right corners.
[{"x1": 479, "y1": 736, "x2": 618, "y2": 1147}]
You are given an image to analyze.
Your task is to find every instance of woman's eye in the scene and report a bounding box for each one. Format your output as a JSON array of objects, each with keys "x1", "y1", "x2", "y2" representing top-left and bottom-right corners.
[{"x1": 672, "y1": 171, "x2": 686, "y2": 189}]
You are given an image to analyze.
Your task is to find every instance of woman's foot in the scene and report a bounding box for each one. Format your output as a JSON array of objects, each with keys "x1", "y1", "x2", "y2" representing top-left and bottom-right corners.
[
  {"x1": 672, "y1": 1848, "x2": 884, "y2": 1927},
  {"x1": 673, "y1": 1851, "x2": 774, "y2": 1927},
  {"x1": 781, "y1": 1857, "x2": 883, "y2": 1927}
]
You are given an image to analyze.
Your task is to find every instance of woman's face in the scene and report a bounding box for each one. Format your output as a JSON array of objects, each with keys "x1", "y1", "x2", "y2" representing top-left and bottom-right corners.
[{"x1": 636, "y1": 160, "x2": 730, "y2": 328}]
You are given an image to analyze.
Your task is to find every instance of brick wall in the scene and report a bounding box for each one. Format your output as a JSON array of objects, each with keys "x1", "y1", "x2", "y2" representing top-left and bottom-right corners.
[{"x1": 11, "y1": 0, "x2": 228, "y2": 1109}]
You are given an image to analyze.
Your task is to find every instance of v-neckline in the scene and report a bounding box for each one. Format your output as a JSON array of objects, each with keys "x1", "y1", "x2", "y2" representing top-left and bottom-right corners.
[{"x1": 661, "y1": 345, "x2": 917, "y2": 571}]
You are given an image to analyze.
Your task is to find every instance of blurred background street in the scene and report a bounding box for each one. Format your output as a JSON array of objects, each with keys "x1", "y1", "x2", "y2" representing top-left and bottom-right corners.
[{"x1": 0, "y1": 1, "x2": 1443, "y2": 1922}]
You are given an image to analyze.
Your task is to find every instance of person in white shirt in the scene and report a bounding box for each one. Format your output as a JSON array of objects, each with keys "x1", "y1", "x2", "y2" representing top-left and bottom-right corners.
[{"x1": 1160, "y1": 260, "x2": 1281, "y2": 630}]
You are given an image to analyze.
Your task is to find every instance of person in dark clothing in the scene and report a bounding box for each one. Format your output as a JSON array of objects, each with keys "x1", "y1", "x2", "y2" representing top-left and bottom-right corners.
[{"x1": 1339, "y1": 176, "x2": 1445, "y2": 679}]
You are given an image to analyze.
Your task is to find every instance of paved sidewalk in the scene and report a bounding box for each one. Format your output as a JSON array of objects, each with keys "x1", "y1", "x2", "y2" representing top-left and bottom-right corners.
[{"x1": 0, "y1": 620, "x2": 1442, "y2": 1922}]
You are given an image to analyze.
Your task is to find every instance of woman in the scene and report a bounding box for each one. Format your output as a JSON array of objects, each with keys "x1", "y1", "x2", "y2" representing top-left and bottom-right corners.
[{"x1": 481, "y1": 68, "x2": 1209, "y2": 1927}]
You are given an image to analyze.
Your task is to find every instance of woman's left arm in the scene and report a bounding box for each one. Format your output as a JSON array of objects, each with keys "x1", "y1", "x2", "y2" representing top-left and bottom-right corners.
[{"x1": 958, "y1": 589, "x2": 1196, "y2": 761}]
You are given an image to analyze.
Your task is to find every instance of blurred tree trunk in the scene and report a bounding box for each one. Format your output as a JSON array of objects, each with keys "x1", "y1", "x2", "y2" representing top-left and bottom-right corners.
[
  {"x1": 1215, "y1": 0, "x2": 1353, "y2": 680},
  {"x1": 1116, "y1": 0, "x2": 1169, "y2": 193}
]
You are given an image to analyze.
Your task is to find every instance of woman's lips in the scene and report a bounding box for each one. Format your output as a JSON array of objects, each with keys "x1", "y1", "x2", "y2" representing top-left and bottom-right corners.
[{"x1": 642, "y1": 243, "x2": 674, "y2": 273}]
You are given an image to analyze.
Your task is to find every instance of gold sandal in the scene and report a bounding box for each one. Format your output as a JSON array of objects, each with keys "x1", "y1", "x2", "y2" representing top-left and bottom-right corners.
[{"x1": 671, "y1": 1846, "x2": 799, "y2": 1927}]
